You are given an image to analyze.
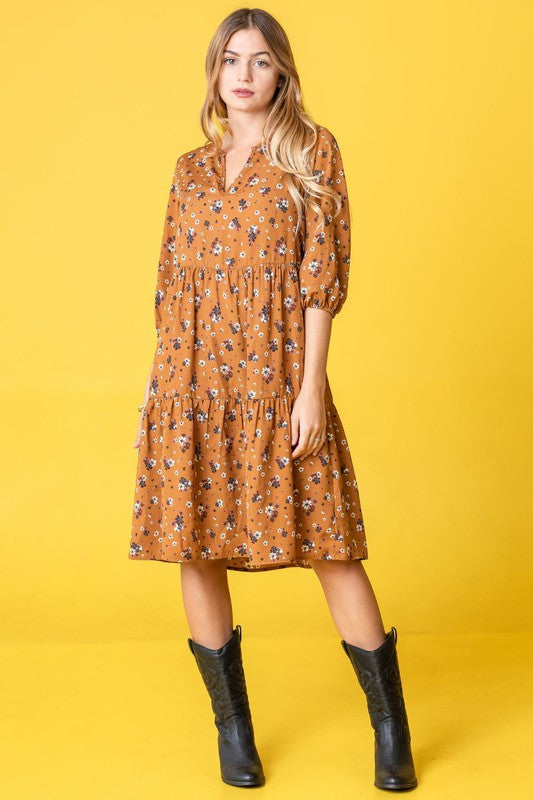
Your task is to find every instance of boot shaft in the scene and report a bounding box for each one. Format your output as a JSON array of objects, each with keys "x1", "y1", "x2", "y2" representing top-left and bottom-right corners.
[
  {"x1": 341, "y1": 627, "x2": 410, "y2": 731},
  {"x1": 188, "y1": 624, "x2": 252, "y2": 727}
]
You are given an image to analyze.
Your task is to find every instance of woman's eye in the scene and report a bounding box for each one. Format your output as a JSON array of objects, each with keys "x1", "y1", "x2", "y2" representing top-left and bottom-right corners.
[{"x1": 223, "y1": 57, "x2": 270, "y2": 68}]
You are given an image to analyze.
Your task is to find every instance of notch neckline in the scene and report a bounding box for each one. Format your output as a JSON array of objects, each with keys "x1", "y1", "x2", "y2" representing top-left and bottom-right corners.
[
  {"x1": 215, "y1": 141, "x2": 263, "y2": 155},
  {"x1": 214, "y1": 141, "x2": 264, "y2": 195}
]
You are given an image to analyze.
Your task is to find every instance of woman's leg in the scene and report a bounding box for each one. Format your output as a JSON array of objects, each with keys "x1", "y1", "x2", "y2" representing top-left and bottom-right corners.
[
  {"x1": 311, "y1": 559, "x2": 417, "y2": 789},
  {"x1": 310, "y1": 559, "x2": 386, "y2": 649},
  {"x1": 182, "y1": 558, "x2": 266, "y2": 786},
  {"x1": 180, "y1": 558, "x2": 234, "y2": 648}
]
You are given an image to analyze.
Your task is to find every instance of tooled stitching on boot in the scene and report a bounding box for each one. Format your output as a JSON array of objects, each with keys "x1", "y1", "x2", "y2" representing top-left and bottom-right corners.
[
  {"x1": 347, "y1": 647, "x2": 411, "y2": 744},
  {"x1": 215, "y1": 712, "x2": 255, "y2": 746},
  {"x1": 192, "y1": 648, "x2": 252, "y2": 727}
]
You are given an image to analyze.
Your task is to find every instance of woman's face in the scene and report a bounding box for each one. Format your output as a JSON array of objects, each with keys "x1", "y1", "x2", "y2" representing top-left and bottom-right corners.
[{"x1": 217, "y1": 27, "x2": 281, "y2": 118}]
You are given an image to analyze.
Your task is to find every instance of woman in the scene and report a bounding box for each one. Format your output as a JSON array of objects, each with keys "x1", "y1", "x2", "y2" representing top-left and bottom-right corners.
[{"x1": 129, "y1": 7, "x2": 417, "y2": 792}]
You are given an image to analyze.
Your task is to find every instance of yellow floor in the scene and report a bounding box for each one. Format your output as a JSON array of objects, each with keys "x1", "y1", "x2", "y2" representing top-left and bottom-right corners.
[{"x1": 1, "y1": 631, "x2": 530, "y2": 798}]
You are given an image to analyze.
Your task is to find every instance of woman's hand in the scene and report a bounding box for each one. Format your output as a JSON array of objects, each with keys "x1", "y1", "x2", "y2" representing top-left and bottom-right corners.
[
  {"x1": 133, "y1": 365, "x2": 154, "y2": 449},
  {"x1": 291, "y1": 383, "x2": 327, "y2": 460},
  {"x1": 132, "y1": 409, "x2": 146, "y2": 449}
]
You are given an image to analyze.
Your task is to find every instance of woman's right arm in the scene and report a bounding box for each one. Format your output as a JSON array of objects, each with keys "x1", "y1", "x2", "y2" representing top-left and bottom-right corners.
[{"x1": 133, "y1": 158, "x2": 180, "y2": 449}]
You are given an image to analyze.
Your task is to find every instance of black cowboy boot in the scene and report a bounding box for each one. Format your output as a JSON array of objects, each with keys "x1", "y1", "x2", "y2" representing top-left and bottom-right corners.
[
  {"x1": 341, "y1": 626, "x2": 418, "y2": 790},
  {"x1": 188, "y1": 624, "x2": 265, "y2": 787}
]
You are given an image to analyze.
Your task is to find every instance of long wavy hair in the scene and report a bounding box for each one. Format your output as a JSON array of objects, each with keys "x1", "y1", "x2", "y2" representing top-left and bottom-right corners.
[{"x1": 200, "y1": 7, "x2": 342, "y2": 235}]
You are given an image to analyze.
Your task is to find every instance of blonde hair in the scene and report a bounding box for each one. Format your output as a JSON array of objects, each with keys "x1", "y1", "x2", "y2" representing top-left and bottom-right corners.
[{"x1": 200, "y1": 7, "x2": 342, "y2": 235}]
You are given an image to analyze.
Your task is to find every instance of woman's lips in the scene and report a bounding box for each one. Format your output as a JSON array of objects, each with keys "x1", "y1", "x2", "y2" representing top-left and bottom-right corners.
[{"x1": 233, "y1": 89, "x2": 254, "y2": 96}]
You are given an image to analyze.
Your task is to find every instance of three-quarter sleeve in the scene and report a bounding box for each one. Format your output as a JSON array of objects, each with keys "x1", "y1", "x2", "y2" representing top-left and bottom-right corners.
[
  {"x1": 299, "y1": 126, "x2": 351, "y2": 318},
  {"x1": 154, "y1": 160, "x2": 180, "y2": 336}
]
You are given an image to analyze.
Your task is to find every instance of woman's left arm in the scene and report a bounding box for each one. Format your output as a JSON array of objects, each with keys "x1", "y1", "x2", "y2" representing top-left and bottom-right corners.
[
  {"x1": 291, "y1": 308, "x2": 332, "y2": 460},
  {"x1": 291, "y1": 126, "x2": 351, "y2": 461}
]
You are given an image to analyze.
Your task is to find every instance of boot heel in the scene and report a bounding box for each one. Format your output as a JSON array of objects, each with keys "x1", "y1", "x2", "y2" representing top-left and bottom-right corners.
[
  {"x1": 188, "y1": 624, "x2": 266, "y2": 787},
  {"x1": 341, "y1": 626, "x2": 418, "y2": 790}
]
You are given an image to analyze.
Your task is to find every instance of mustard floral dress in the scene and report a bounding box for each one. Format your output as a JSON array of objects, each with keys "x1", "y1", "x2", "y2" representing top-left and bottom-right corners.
[{"x1": 128, "y1": 124, "x2": 368, "y2": 572}]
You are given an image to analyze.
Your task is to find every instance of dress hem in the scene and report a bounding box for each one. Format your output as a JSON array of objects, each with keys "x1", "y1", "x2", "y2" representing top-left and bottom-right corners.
[{"x1": 128, "y1": 552, "x2": 368, "y2": 572}]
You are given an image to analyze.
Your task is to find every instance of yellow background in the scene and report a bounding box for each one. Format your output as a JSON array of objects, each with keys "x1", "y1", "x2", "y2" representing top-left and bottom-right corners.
[{"x1": 2, "y1": 1, "x2": 532, "y2": 797}]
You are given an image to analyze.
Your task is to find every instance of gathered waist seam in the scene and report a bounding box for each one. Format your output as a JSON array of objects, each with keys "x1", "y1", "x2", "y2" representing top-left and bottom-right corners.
[{"x1": 174, "y1": 259, "x2": 301, "y2": 270}]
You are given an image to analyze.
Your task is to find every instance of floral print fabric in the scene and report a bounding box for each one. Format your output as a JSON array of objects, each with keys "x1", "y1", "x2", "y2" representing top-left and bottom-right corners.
[{"x1": 129, "y1": 124, "x2": 368, "y2": 571}]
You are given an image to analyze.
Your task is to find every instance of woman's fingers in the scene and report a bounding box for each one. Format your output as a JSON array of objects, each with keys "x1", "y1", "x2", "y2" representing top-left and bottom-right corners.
[
  {"x1": 291, "y1": 415, "x2": 299, "y2": 451},
  {"x1": 291, "y1": 420, "x2": 326, "y2": 460},
  {"x1": 311, "y1": 428, "x2": 326, "y2": 457}
]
